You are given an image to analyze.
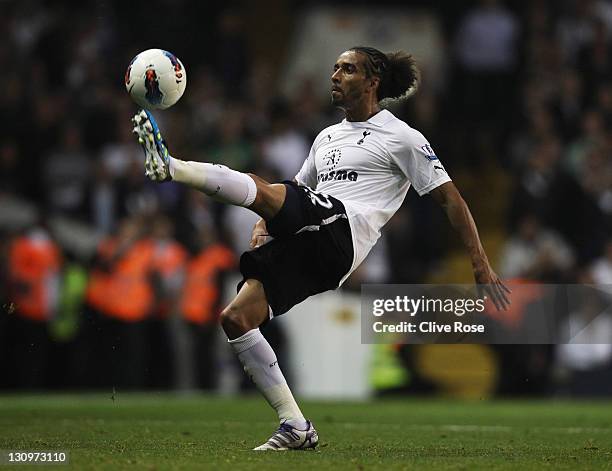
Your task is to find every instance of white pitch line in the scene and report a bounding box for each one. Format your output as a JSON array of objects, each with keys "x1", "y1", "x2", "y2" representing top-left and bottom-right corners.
[
  {"x1": 440, "y1": 425, "x2": 512, "y2": 432},
  {"x1": 37, "y1": 418, "x2": 610, "y2": 434},
  {"x1": 340, "y1": 423, "x2": 611, "y2": 434}
]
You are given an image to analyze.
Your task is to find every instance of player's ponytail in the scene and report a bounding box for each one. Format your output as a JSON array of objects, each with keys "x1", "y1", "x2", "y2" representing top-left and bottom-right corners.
[
  {"x1": 350, "y1": 46, "x2": 420, "y2": 102},
  {"x1": 382, "y1": 51, "x2": 420, "y2": 101}
]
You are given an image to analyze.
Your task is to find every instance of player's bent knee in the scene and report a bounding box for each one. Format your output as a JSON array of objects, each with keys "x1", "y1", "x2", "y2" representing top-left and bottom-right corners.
[
  {"x1": 246, "y1": 174, "x2": 286, "y2": 219},
  {"x1": 220, "y1": 305, "x2": 253, "y2": 338}
]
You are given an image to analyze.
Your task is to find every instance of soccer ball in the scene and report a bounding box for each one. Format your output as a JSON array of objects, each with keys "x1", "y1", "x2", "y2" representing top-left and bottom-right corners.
[{"x1": 125, "y1": 49, "x2": 187, "y2": 110}]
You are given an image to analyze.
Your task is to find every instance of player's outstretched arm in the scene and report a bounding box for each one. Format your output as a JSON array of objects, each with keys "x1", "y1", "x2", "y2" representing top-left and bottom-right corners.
[{"x1": 429, "y1": 182, "x2": 510, "y2": 310}]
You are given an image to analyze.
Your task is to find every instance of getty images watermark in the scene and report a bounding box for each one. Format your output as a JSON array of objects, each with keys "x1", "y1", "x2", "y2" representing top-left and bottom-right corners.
[{"x1": 361, "y1": 283, "x2": 612, "y2": 344}]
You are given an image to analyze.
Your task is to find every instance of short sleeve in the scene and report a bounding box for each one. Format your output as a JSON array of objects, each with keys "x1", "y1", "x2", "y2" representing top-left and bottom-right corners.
[
  {"x1": 388, "y1": 127, "x2": 451, "y2": 196},
  {"x1": 295, "y1": 141, "x2": 317, "y2": 188}
]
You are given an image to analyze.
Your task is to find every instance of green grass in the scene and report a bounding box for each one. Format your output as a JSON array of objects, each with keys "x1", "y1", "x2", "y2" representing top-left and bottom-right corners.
[{"x1": 0, "y1": 394, "x2": 611, "y2": 470}]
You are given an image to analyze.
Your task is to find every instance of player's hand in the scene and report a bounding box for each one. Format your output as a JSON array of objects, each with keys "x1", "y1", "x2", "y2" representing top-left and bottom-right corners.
[
  {"x1": 250, "y1": 219, "x2": 269, "y2": 249},
  {"x1": 474, "y1": 262, "x2": 511, "y2": 311}
]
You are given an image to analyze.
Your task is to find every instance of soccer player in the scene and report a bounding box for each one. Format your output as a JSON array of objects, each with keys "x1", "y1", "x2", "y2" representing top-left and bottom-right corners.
[{"x1": 132, "y1": 46, "x2": 510, "y2": 450}]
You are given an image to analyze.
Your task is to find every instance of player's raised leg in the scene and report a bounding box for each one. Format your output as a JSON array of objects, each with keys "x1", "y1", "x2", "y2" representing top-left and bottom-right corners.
[
  {"x1": 220, "y1": 279, "x2": 318, "y2": 451},
  {"x1": 132, "y1": 110, "x2": 317, "y2": 450},
  {"x1": 131, "y1": 110, "x2": 285, "y2": 220}
]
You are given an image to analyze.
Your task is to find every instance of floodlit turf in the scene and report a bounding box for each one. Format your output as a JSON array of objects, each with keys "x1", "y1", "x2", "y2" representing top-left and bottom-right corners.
[{"x1": 0, "y1": 394, "x2": 611, "y2": 470}]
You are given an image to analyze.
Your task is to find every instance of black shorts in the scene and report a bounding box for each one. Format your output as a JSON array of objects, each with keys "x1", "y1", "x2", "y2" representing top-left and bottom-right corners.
[{"x1": 238, "y1": 181, "x2": 354, "y2": 318}]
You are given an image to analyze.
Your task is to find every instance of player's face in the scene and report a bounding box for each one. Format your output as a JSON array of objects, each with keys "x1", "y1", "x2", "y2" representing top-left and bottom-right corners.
[{"x1": 331, "y1": 51, "x2": 373, "y2": 108}]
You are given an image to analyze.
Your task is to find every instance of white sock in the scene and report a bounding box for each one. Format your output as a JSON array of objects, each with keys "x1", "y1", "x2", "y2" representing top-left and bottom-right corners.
[
  {"x1": 228, "y1": 328, "x2": 306, "y2": 427},
  {"x1": 168, "y1": 157, "x2": 257, "y2": 207}
]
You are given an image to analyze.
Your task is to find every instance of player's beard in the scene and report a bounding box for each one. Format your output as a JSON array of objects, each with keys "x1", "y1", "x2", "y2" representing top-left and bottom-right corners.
[
  {"x1": 331, "y1": 84, "x2": 363, "y2": 109},
  {"x1": 331, "y1": 89, "x2": 344, "y2": 107},
  {"x1": 331, "y1": 88, "x2": 357, "y2": 109}
]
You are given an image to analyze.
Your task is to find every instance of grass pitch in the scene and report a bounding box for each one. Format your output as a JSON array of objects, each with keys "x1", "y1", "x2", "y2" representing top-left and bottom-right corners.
[{"x1": 0, "y1": 394, "x2": 611, "y2": 470}]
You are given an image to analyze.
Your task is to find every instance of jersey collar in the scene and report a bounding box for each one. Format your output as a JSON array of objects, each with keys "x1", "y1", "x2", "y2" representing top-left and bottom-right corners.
[{"x1": 342, "y1": 109, "x2": 393, "y2": 127}]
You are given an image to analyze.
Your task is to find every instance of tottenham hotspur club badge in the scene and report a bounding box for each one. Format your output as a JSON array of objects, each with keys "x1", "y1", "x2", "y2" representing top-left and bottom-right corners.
[{"x1": 357, "y1": 130, "x2": 371, "y2": 145}]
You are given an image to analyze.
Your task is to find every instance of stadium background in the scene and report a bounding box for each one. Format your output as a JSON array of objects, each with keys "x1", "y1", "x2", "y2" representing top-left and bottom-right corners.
[{"x1": 1, "y1": 0, "x2": 611, "y2": 401}]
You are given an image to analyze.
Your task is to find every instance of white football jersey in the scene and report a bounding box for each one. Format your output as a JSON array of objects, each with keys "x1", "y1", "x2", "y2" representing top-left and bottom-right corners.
[{"x1": 295, "y1": 109, "x2": 451, "y2": 284}]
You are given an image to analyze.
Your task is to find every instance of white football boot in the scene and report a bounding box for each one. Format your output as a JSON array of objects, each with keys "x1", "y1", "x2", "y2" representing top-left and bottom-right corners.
[
  {"x1": 132, "y1": 109, "x2": 172, "y2": 182},
  {"x1": 253, "y1": 419, "x2": 319, "y2": 451}
]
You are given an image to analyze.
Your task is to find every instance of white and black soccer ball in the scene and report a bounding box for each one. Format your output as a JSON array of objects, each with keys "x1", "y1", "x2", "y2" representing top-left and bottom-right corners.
[{"x1": 125, "y1": 49, "x2": 186, "y2": 110}]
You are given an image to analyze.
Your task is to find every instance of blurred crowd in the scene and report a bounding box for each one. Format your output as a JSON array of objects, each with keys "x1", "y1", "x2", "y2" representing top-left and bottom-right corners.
[{"x1": 0, "y1": 0, "x2": 611, "y2": 395}]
